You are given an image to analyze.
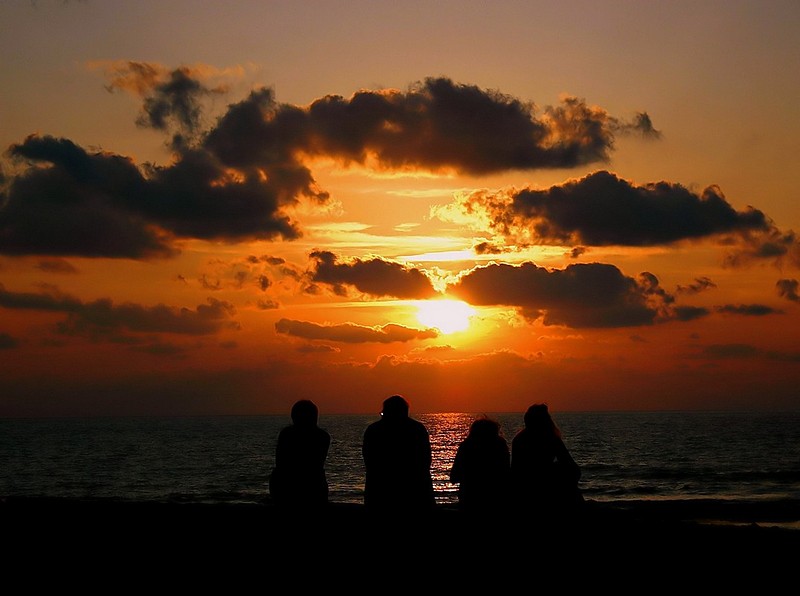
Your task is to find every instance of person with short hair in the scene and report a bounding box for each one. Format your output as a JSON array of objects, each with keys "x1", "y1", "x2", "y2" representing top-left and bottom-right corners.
[{"x1": 362, "y1": 395, "x2": 435, "y2": 514}]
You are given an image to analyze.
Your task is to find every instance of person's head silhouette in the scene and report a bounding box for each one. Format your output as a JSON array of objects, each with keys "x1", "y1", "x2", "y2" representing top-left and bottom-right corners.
[
  {"x1": 291, "y1": 399, "x2": 319, "y2": 427},
  {"x1": 381, "y1": 395, "x2": 409, "y2": 420},
  {"x1": 523, "y1": 403, "x2": 560, "y2": 437},
  {"x1": 469, "y1": 416, "x2": 501, "y2": 441}
]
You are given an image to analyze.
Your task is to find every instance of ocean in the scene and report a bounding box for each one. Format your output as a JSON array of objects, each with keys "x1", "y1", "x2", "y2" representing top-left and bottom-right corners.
[{"x1": 2, "y1": 411, "x2": 800, "y2": 507}]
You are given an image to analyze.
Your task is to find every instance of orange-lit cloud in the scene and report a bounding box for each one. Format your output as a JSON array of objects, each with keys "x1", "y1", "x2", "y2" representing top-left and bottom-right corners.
[
  {"x1": 448, "y1": 261, "x2": 674, "y2": 328},
  {"x1": 275, "y1": 318, "x2": 438, "y2": 343},
  {"x1": 0, "y1": 283, "x2": 238, "y2": 339},
  {"x1": 0, "y1": 73, "x2": 662, "y2": 261},
  {"x1": 434, "y1": 171, "x2": 798, "y2": 267}
]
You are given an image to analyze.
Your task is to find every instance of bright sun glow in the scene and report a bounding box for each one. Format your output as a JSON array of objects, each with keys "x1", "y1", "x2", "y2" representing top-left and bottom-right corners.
[{"x1": 415, "y1": 299, "x2": 476, "y2": 334}]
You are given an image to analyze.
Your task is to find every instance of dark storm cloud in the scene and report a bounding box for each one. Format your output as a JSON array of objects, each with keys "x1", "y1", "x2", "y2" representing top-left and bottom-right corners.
[
  {"x1": 450, "y1": 170, "x2": 773, "y2": 248},
  {"x1": 0, "y1": 283, "x2": 237, "y2": 336},
  {"x1": 308, "y1": 250, "x2": 439, "y2": 299},
  {"x1": 275, "y1": 318, "x2": 438, "y2": 343},
  {"x1": 777, "y1": 279, "x2": 799, "y2": 302},
  {"x1": 447, "y1": 261, "x2": 676, "y2": 328}
]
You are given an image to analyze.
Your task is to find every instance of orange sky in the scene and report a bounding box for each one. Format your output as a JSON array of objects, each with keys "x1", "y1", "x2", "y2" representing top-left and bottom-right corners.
[{"x1": 1, "y1": 1, "x2": 799, "y2": 415}]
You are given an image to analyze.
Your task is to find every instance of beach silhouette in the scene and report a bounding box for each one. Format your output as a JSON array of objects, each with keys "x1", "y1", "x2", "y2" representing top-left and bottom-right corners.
[
  {"x1": 362, "y1": 395, "x2": 436, "y2": 515},
  {"x1": 449, "y1": 415, "x2": 511, "y2": 514},
  {"x1": 511, "y1": 403, "x2": 585, "y2": 523},
  {"x1": 269, "y1": 399, "x2": 331, "y2": 509}
]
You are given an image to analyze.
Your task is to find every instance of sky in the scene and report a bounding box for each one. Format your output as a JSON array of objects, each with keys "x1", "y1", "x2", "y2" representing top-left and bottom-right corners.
[{"x1": 1, "y1": 0, "x2": 799, "y2": 416}]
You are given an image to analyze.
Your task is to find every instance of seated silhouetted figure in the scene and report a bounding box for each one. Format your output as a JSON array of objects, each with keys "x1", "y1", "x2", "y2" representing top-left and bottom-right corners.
[
  {"x1": 450, "y1": 416, "x2": 511, "y2": 515},
  {"x1": 269, "y1": 399, "x2": 331, "y2": 509},
  {"x1": 511, "y1": 404, "x2": 584, "y2": 522},
  {"x1": 362, "y1": 395, "x2": 435, "y2": 515}
]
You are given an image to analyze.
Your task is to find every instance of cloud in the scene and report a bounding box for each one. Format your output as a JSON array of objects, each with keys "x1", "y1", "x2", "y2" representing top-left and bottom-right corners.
[
  {"x1": 0, "y1": 134, "x2": 305, "y2": 257},
  {"x1": 436, "y1": 170, "x2": 774, "y2": 249},
  {"x1": 714, "y1": 304, "x2": 780, "y2": 316},
  {"x1": 55, "y1": 297, "x2": 239, "y2": 337},
  {"x1": 777, "y1": 279, "x2": 799, "y2": 302},
  {"x1": 300, "y1": 81, "x2": 656, "y2": 175},
  {"x1": 35, "y1": 258, "x2": 79, "y2": 274},
  {"x1": 1, "y1": 136, "x2": 178, "y2": 258},
  {"x1": 722, "y1": 229, "x2": 800, "y2": 269},
  {"x1": 97, "y1": 61, "x2": 233, "y2": 151},
  {"x1": 672, "y1": 306, "x2": 710, "y2": 321},
  {"x1": 0, "y1": 282, "x2": 83, "y2": 312},
  {"x1": 702, "y1": 343, "x2": 760, "y2": 358},
  {"x1": 676, "y1": 276, "x2": 716, "y2": 295},
  {"x1": 296, "y1": 343, "x2": 340, "y2": 354},
  {"x1": 308, "y1": 250, "x2": 439, "y2": 298},
  {"x1": 256, "y1": 299, "x2": 279, "y2": 310},
  {"x1": 275, "y1": 318, "x2": 438, "y2": 343},
  {"x1": 447, "y1": 261, "x2": 676, "y2": 328},
  {"x1": 1, "y1": 71, "x2": 660, "y2": 260},
  {"x1": 0, "y1": 283, "x2": 238, "y2": 338}
]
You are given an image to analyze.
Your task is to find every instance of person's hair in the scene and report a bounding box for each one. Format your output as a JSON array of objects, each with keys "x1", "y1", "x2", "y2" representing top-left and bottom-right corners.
[
  {"x1": 291, "y1": 399, "x2": 319, "y2": 426},
  {"x1": 381, "y1": 394, "x2": 410, "y2": 418},
  {"x1": 468, "y1": 415, "x2": 501, "y2": 440},
  {"x1": 523, "y1": 403, "x2": 561, "y2": 438}
]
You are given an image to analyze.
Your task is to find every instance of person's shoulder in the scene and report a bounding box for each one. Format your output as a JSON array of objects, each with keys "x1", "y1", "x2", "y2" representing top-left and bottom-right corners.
[
  {"x1": 411, "y1": 417, "x2": 429, "y2": 430},
  {"x1": 364, "y1": 419, "x2": 382, "y2": 432}
]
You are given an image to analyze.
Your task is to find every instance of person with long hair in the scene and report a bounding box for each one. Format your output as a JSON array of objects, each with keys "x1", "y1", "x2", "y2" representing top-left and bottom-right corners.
[
  {"x1": 269, "y1": 399, "x2": 331, "y2": 508},
  {"x1": 510, "y1": 403, "x2": 583, "y2": 517},
  {"x1": 450, "y1": 415, "x2": 511, "y2": 514}
]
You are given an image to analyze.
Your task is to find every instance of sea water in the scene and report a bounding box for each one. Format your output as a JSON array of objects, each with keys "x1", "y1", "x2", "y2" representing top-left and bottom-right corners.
[{"x1": 2, "y1": 411, "x2": 799, "y2": 506}]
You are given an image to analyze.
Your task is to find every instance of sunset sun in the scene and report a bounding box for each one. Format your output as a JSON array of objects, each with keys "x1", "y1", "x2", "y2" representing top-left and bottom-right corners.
[{"x1": 415, "y1": 299, "x2": 476, "y2": 334}]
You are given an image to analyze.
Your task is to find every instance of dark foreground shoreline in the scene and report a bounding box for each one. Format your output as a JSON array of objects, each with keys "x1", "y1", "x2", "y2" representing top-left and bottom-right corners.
[{"x1": 3, "y1": 496, "x2": 798, "y2": 586}]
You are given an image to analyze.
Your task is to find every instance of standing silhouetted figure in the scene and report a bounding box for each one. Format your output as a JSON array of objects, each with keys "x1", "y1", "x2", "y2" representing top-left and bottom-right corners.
[
  {"x1": 362, "y1": 395, "x2": 435, "y2": 514},
  {"x1": 511, "y1": 404, "x2": 583, "y2": 519},
  {"x1": 269, "y1": 399, "x2": 331, "y2": 508},
  {"x1": 450, "y1": 416, "x2": 511, "y2": 514}
]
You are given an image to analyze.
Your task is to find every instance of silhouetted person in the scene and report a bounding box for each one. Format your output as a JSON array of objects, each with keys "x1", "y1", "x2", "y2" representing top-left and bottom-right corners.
[
  {"x1": 511, "y1": 404, "x2": 583, "y2": 518},
  {"x1": 362, "y1": 395, "x2": 435, "y2": 514},
  {"x1": 450, "y1": 416, "x2": 511, "y2": 514},
  {"x1": 269, "y1": 399, "x2": 331, "y2": 508}
]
